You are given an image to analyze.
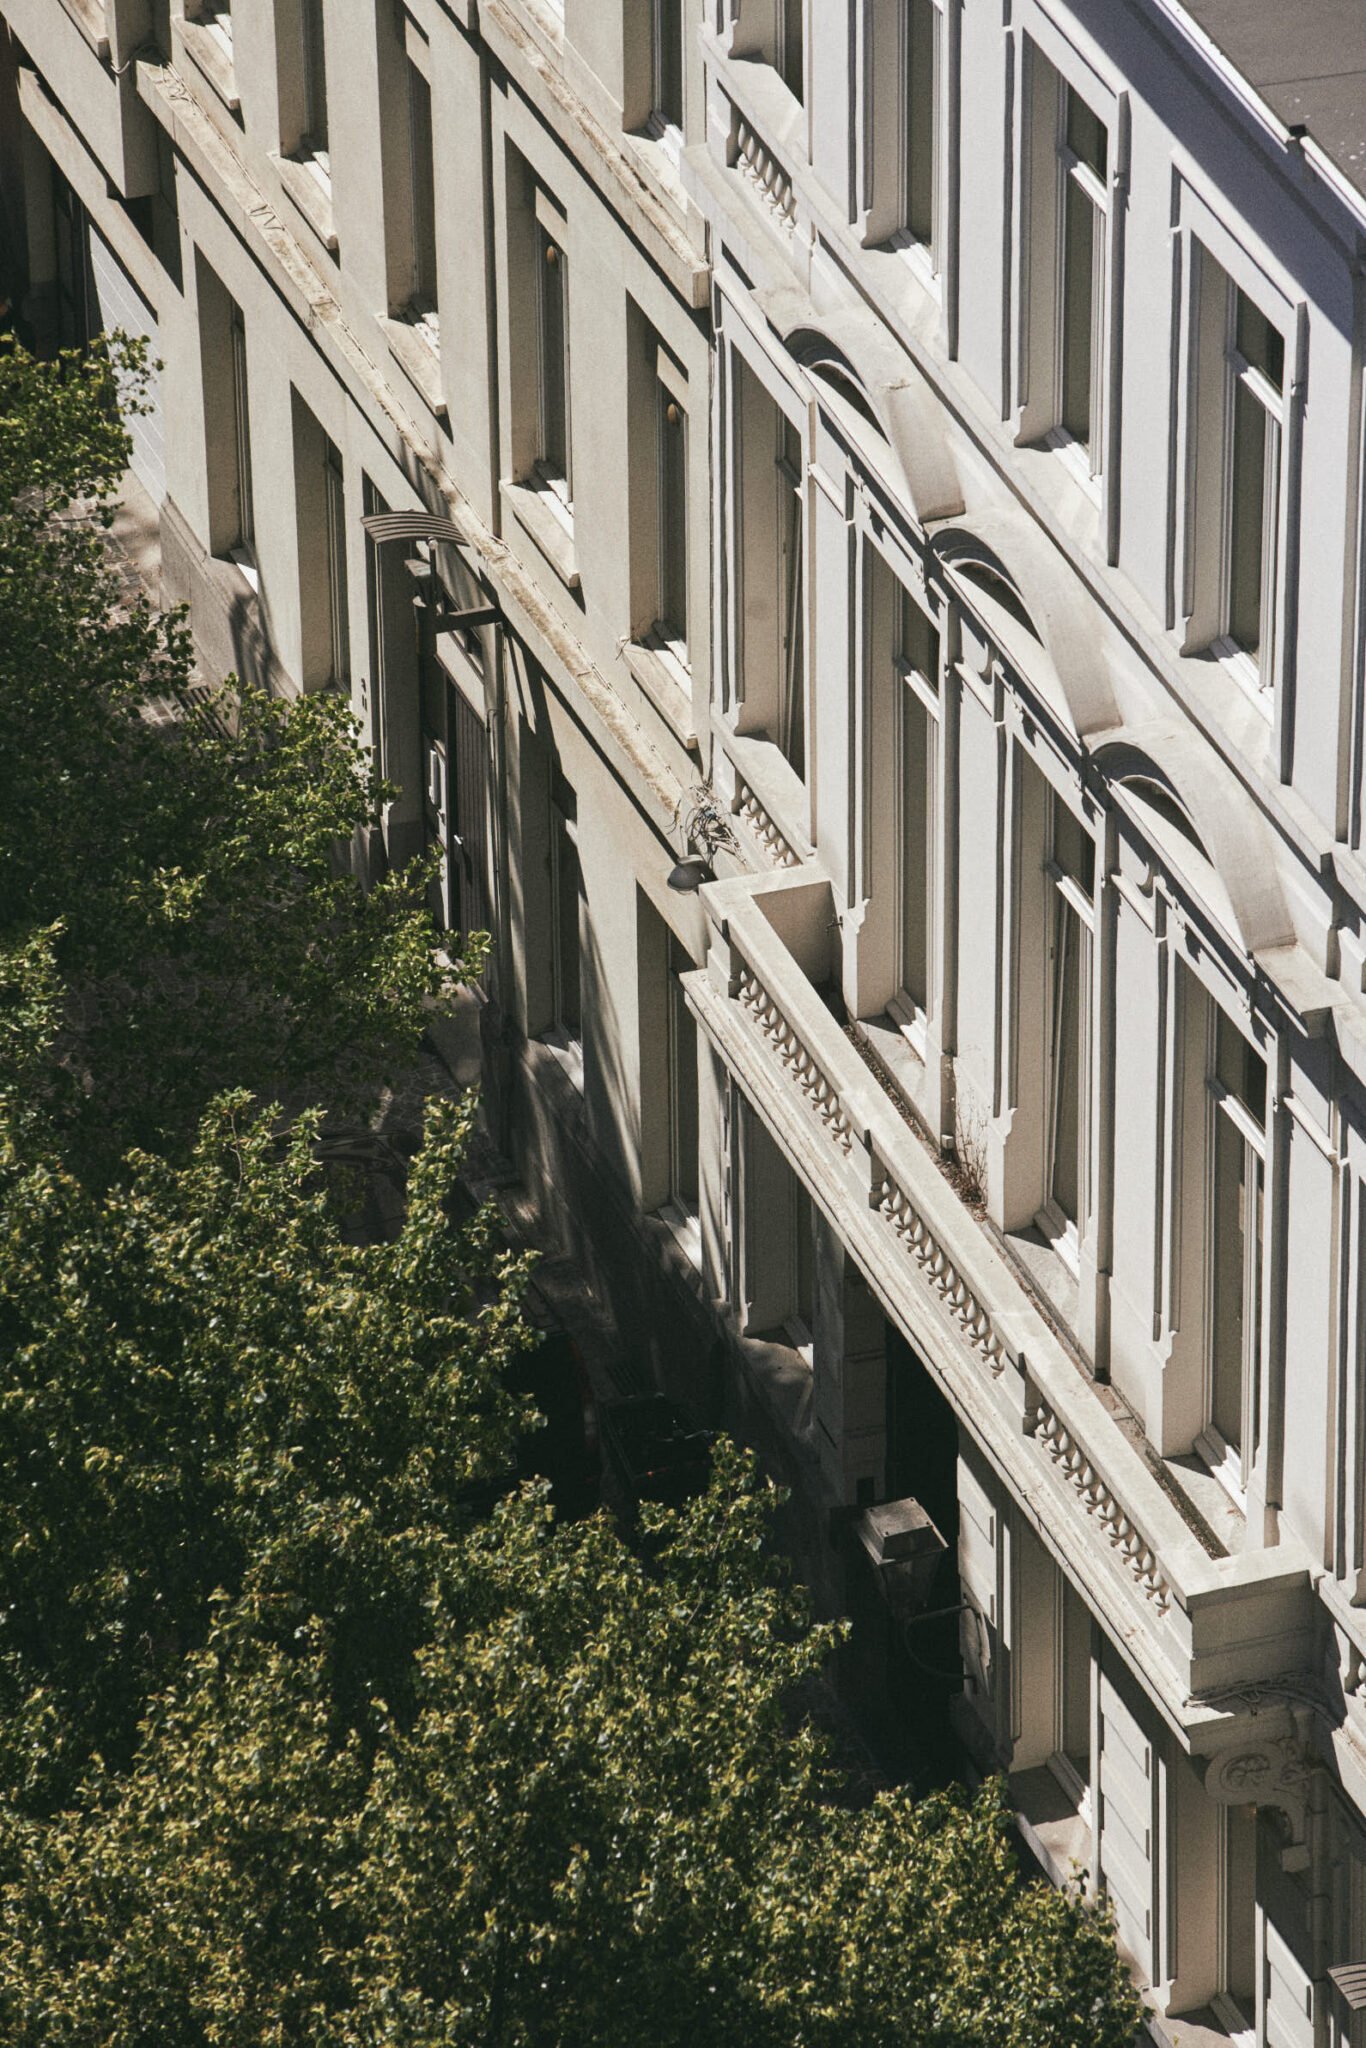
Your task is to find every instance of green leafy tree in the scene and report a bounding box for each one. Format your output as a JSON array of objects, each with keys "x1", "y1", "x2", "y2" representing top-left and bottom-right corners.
[
  {"x1": 0, "y1": 1088, "x2": 531, "y2": 1806},
  {"x1": 0, "y1": 336, "x2": 441, "y2": 1173},
  {"x1": 0, "y1": 1458, "x2": 1140, "y2": 2047}
]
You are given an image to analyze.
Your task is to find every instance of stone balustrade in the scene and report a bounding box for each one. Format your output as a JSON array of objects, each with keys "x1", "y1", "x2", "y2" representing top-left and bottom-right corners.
[{"x1": 690, "y1": 870, "x2": 1317, "y2": 1725}]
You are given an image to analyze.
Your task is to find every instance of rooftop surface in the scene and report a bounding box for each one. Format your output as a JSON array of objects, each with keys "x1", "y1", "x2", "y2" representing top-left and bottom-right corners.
[{"x1": 1177, "y1": 0, "x2": 1366, "y2": 200}]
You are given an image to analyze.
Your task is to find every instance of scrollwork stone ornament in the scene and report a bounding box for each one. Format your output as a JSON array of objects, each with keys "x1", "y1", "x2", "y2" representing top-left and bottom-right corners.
[{"x1": 1204, "y1": 1734, "x2": 1312, "y2": 1868}]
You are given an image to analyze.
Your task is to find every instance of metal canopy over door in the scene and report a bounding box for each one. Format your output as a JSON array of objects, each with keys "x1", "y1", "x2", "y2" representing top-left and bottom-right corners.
[{"x1": 420, "y1": 651, "x2": 491, "y2": 947}]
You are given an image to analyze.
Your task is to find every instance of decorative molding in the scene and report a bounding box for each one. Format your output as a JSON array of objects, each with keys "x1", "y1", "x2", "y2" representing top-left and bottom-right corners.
[
  {"x1": 1204, "y1": 1734, "x2": 1312, "y2": 1858},
  {"x1": 1024, "y1": 1393, "x2": 1172, "y2": 1613},
  {"x1": 875, "y1": 1177, "x2": 1005, "y2": 1376},
  {"x1": 736, "y1": 969, "x2": 854, "y2": 1153},
  {"x1": 734, "y1": 779, "x2": 802, "y2": 868}
]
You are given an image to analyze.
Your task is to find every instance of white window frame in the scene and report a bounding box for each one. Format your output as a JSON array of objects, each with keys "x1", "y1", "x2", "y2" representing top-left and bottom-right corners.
[
  {"x1": 228, "y1": 298, "x2": 256, "y2": 570},
  {"x1": 776, "y1": 0, "x2": 804, "y2": 105},
  {"x1": 1209, "y1": 286, "x2": 1284, "y2": 695},
  {"x1": 533, "y1": 192, "x2": 573, "y2": 515},
  {"x1": 664, "y1": 934, "x2": 701, "y2": 1235},
  {"x1": 548, "y1": 798, "x2": 583, "y2": 1054},
  {"x1": 322, "y1": 433, "x2": 348, "y2": 690},
  {"x1": 1195, "y1": 1010, "x2": 1267, "y2": 1498},
  {"x1": 898, "y1": 0, "x2": 944, "y2": 271},
  {"x1": 887, "y1": 590, "x2": 940, "y2": 1051},
  {"x1": 655, "y1": 377, "x2": 690, "y2": 663},
  {"x1": 1035, "y1": 789, "x2": 1094, "y2": 1270},
  {"x1": 299, "y1": 0, "x2": 329, "y2": 166},
  {"x1": 1019, "y1": 43, "x2": 1112, "y2": 494},
  {"x1": 649, "y1": 0, "x2": 685, "y2": 152}
]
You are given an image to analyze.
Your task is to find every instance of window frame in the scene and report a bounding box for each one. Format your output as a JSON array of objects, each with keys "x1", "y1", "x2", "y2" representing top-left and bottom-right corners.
[
  {"x1": 533, "y1": 209, "x2": 573, "y2": 512},
  {"x1": 901, "y1": 0, "x2": 944, "y2": 266},
  {"x1": 228, "y1": 298, "x2": 256, "y2": 558},
  {"x1": 1196, "y1": 1009, "x2": 1267, "y2": 1496},
  {"x1": 887, "y1": 588, "x2": 941, "y2": 1047},
  {"x1": 654, "y1": 377, "x2": 690, "y2": 662},
  {"x1": 548, "y1": 796, "x2": 583, "y2": 1051},
  {"x1": 1018, "y1": 42, "x2": 1114, "y2": 493},
  {"x1": 322, "y1": 432, "x2": 349, "y2": 691},
  {"x1": 1035, "y1": 788, "x2": 1095, "y2": 1270},
  {"x1": 407, "y1": 57, "x2": 438, "y2": 326},
  {"x1": 1211, "y1": 285, "x2": 1285, "y2": 690},
  {"x1": 650, "y1": 0, "x2": 685, "y2": 141}
]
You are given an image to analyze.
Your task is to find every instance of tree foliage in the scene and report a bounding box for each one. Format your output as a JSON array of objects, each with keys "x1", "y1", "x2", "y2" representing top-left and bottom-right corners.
[
  {"x1": 0, "y1": 337, "x2": 441, "y2": 1173},
  {"x1": 0, "y1": 335, "x2": 1143, "y2": 2043}
]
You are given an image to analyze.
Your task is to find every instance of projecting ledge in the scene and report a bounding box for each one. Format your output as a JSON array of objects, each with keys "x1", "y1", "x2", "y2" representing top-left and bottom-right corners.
[{"x1": 687, "y1": 871, "x2": 1320, "y2": 1728}]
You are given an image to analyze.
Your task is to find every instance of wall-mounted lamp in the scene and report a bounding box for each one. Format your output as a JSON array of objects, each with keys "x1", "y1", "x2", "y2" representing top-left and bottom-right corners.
[{"x1": 669, "y1": 781, "x2": 737, "y2": 893}]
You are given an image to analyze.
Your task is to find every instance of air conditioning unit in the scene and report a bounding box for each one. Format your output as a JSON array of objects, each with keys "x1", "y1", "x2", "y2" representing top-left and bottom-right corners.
[{"x1": 855, "y1": 1496, "x2": 947, "y2": 1614}]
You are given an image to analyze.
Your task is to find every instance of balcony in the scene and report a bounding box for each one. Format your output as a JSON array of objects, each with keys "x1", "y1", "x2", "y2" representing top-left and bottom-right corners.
[{"x1": 685, "y1": 868, "x2": 1316, "y2": 1734}]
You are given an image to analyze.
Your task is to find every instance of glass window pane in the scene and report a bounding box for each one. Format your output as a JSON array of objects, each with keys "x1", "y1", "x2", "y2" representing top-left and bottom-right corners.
[
  {"x1": 1215, "y1": 1011, "x2": 1266, "y2": 1124},
  {"x1": 781, "y1": 0, "x2": 804, "y2": 103},
  {"x1": 302, "y1": 0, "x2": 328, "y2": 153},
  {"x1": 553, "y1": 812, "x2": 581, "y2": 1038},
  {"x1": 778, "y1": 413, "x2": 804, "y2": 778},
  {"x1": 900, "y1": 690, "x2": 930, "y2": 1012},
  {"x1": 1060, "y1": 175, "x2": 1096, "y2": 449},
  {"x1": 1048, "y1": 899, "x2": 1083, "y2": 1227},
  {"x1": 668, "y1": 944, "x2": 699, "y2": 1211},
  {"x1": 409, "y1": 65, "x2": 437, "y2": 310},
  {"x1": 1051, "y1": 800, "x2": 1094, "y2": 895},
  {"x1": 658, "y1": 389, "x2": 688, "y2": 648},
  {"x1": 906, "y1": 0, "x2": 937, "y2": 247},
  {"x1": 1065, "y1": 87, "x2": 1107, "y2": 180},
  {"x1": 655, "y1": 0, "x2": 684, "y2": 127},
  {"x1": 1235, "y1": 290, "x2": 1284, "y2": 392},
  {"x1": 1211, "y1": 1109, "x2": 1249, "y2": 1451},
  {"x1": 537, "y1": 227, "x2": 570, "y2": 490},
  {"x1": 1060, "y1": 1578, "x2": 1091, "y2": 1778},
  {"x1": 1228, "y1": 379, "x2": 1268, "y2": 657},
  {"x1": 900, "y1": 589, "x2": 939, "y2": 690}
]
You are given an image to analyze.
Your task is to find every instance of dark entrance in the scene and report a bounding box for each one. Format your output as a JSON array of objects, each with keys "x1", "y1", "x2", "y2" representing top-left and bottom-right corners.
[
  {"x1": 882, "y1": 1321, "x2": 964, "y2": 1786},
  {"x1": 421, "y1": 657, "x2": 492, "y2": 945}
]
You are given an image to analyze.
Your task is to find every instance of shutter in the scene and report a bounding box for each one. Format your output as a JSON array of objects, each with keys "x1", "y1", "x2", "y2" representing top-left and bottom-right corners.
[
  {"x1": 1263, "y1": 1918, "x2": 1314, "y2": 2048},
  {"x1": 957, "y1": 1450, "x2": 1000, "y2": 1705},
  {"x1": 1097, "y1": 1661, "x2": 1157, "y2": 1980},
  {"x1": 88, "y1": 232, "x2": 165, "y2": 502}
]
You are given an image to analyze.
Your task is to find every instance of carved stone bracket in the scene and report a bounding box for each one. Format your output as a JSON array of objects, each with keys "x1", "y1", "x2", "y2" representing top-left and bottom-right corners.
[{"x1": 1204, "y1": 1733, "x2": 1313, "y2": 1869}]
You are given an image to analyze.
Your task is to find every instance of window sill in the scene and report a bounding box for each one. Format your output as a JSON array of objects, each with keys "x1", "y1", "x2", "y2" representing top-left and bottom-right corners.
[
  {"x1": 536, "y1": 1028, "x2": 584, "y2": 1092},
  {"x1": 503, "y1": 480, "x2": 580, "y2": 593},
  {"x1": 57, "y1": 0, "x2": 108, "y2": 61},
  {"x1": 178, "y1": 15, "x2": 240, "y2": 113},
  {"x1": 271, "y1": 151, "x2": 338, "y2": 255},
  {"x1": 652, "y1": 1202, "x2": 702, "y2": 1268},
  {"x1": 382, "y1": 315, "x2": 447, "y2": 421},
  {"x1": 1008, "y1": 1765, "x2": 1092, "y2": 1890},
  {"x1": 621, "y1": 638, "x2": 696, "y2": 749}
]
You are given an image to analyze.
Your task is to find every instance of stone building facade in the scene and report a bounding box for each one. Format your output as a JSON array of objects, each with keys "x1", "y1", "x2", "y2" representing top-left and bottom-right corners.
[{"x1": 7, "y1": 0, "x2": 1366, "y2": 2037}]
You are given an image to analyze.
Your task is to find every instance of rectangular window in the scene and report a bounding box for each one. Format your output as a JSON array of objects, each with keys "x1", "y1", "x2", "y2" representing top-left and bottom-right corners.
[
  {"x1": 667, "y1": 935, "x2": 699, "y2": 1215},
  {"x1": 778, "y1": 0, "x2": 804, "y2": 103},
  {"x1": 1205, "y1": 1010, "x2": 1266, "y2": 1481},
  {"x1": 1058, "y1": 87, "x2": 1107, "y2": 459},
  {"x1": 895, "y1": 593, "x2": 939, "y2": 1020},
  {"x1": 1187, "y1": 253, "x2": 1287, "y2": 695},
  {"x1": 1225, "y1": 290, "x2": 1284, "y2": 670},
  {"x1": 229, "y1": 299, "x2": 255, "y2": 553},
  {"x1": 1021, "y1": 52, "x2": 1109, "y2": 480},
  {"x1": 777, "y1": 410, "x2": 805, "y2": 778},
  {"x1": 323, "y1": 433, "x2": 349, "y2": 690},
  {"x1": 408, "y1": 60, "x2": 438, "y2": 318},
  {"x1": 300, "y1": 0, "x2": 329, "y2": 159},
  {"x1": 550, "y1": 797, "x2": 582, "y2": 1044},
  {"x1": 656, "y1": 382, "x2": 689, "y2": 658},
  {"x1": 652, "y1": 0, "x2": 684, "y2": 131},
  {"x1": 1040, "y1": 794, "x2": 1094, "y2": 1258},
  {"x1": 904, "y1": 0, "x2": 941, "y2": 254},
  {"x1": 535, "y1": 218, "x2": 571, "y2": 503}
]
